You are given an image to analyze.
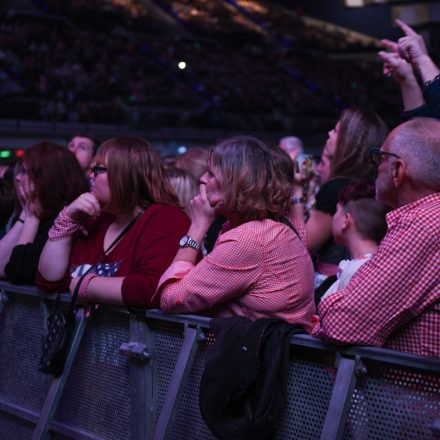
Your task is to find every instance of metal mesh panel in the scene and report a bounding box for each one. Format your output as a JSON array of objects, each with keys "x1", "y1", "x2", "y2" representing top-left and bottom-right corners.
[
  {"x1": 0, "y1": 411, "x2": 34, "y2": 440},
  {"x1": 344, "y1": 362, "x2": 440, "y2": 440},
  {"x1": 53, "y1": 308, "x2": 130, "y2": 440},
  {"x1": 152, "y1": 320, "x2": 184, "y2": 424},
  {"x1": 170, "y1": 341, "x2": 216, "y2": 440},
  {"x1": 277, "y1": 349, "x2": 336, "y2": 440},
  {"x1": 0, "y1": 293, "x2": 51, "y2": 413}
]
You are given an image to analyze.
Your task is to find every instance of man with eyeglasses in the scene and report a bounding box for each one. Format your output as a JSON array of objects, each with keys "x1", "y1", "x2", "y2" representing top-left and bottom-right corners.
[{"x1": 312, "y1": 117, "x2": 440, "y2": 358}]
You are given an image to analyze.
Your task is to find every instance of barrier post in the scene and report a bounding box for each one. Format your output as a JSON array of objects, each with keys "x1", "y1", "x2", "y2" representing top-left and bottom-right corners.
[
  {"x1": 32, "y1": 310, "x2": 87, "y2": 440},
  {"x1": 122, "y1": 312, "x2": 155, "y2": 440},
  {"x1": 320, "y1": 355, "x2": 364, "y2": 440},
  {"x1": 153, "y1": 323, "x2": 205, "y2": 440}
]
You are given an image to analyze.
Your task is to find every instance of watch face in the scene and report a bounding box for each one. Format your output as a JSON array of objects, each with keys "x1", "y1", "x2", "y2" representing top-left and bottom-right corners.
[{"x1": 179, "y1": 235, "x2": 188, "y2": 247}]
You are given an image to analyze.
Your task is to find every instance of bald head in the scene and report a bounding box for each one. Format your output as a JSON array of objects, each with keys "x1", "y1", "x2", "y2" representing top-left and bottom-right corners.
[{"x1": 387, "y1": 118, "x2": 440, "y2": 191}]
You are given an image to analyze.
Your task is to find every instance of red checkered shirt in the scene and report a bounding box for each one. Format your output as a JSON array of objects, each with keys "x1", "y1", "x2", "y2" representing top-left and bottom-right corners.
[
  {"x1": 312, "y1": 193, "x2": 440, "y2": 358},
  {"x1": 158, "y1": 219, "x2": 316, "y2": 332}
]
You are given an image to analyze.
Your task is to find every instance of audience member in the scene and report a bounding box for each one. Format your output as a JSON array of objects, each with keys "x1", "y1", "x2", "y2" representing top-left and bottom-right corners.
[
  {"x1": 0, "y1": 166, "x2": 17, "y2": 238},
  {"x1": 313, "y1": 118, "x2": 440, "y2": 357},
  {"x1": 157, "y1": 136, "x2": 315, "y2": 329},
  {"x1": 293, "y1": 107, "x2": 388, "y2": 287},
  {"x1": 175, "y1": 146, "x2": 224, "y2": 254},
  {"x1": 67, "y1": 133, "x2": 99, "y2": 173},
  {"x1": 379, "y1": 19, "x2": 440, "y2": 120},
  {"x1": 175, "y1": 147, "x2": 209, "y2": 181},
  {"x1": 279, "y1": 135, "x2": 304, "y2": 160},
  {"x1": 317, "y1": 181, "x2": 388, "y2": 304},
  {"x1": 167, "y1": 166, "x2": 198, "y2": 213},
  {"x1": 37, "y1": 136, "x2": 190, "y2": 307},
  {"x1": 0, "y1": 142, "x2": 88, "y2": 284}
]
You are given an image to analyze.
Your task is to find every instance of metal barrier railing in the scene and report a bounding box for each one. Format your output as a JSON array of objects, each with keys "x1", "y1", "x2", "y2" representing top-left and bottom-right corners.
[{"x1": 0, "y1": 281, "x2": 439, "y2": 440}]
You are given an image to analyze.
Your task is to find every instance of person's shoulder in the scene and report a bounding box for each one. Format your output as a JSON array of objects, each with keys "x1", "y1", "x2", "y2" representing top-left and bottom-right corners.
[
  {"x1": 219, "y1": 219, "x2": 285, "y2": 243},
  {"x1": 143, "y1": 203, "x2": 189, "y2": 219},
  {"x1": 140, "y1": 204, "x2": 190, "y2": 231},
  {"x1": 317, "y1": 178, "x2": 351, "y2": 198},
  {"x1": 315, "y1": 178, "x2": 351, "y2": 215}
]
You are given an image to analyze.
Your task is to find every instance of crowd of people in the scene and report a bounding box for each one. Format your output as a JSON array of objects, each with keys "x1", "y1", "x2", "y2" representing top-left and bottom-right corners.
[
  {"x1": 0, "y1": 0, "x2": 403, "y2": 131},
  {"x1": 0, "y1": 16, "x2": 439, "y2": 368}
]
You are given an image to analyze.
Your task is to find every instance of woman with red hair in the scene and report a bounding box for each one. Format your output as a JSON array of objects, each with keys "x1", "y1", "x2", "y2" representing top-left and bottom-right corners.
[
  {"x1": 37, "y1": 136, "x2": 190, "y2": 308},
  {"x1": 0, "y1": 142, "x2": 88, "y2": 284}
]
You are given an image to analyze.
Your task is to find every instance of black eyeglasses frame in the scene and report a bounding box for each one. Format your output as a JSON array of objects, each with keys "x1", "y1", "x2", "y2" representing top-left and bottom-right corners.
[
  {"x1": 91, "y1": 165, "x2": 107, "y2": 177},
  {"x1": 370, "y1": 148, "x2": 400, "y2": 166}
]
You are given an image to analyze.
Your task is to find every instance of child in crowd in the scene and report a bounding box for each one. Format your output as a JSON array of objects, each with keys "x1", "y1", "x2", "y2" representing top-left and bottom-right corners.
[{"x1": 318, "y1": 182, "x2": 388, "y2": 303}]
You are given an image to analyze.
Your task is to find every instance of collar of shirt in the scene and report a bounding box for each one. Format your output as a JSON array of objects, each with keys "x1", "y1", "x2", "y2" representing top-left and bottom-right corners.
[{"x1": 386, "y1": 193, "x2": 440, "y2": 229}]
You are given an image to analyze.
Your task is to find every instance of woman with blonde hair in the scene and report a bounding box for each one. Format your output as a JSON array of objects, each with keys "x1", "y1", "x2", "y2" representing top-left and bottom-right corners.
[
  {"x1": 157, "y1": 136, "x2": 315, "y2": 329},
  {"x1": 167, "y1": 167, "x2": 198, "y2": 213},
  {"x1": 37, "y1": 136, "x2": 190, "y2": 307}
]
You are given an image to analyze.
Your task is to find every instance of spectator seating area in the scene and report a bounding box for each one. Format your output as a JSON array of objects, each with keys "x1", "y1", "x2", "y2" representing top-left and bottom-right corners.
[{"x1": 0, "y1": 0, "x2": 402, "y2": 132}]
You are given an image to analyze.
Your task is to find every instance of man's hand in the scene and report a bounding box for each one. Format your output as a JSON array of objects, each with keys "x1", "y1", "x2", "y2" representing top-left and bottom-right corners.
[{"x1": 379, "y1": 39, "x2": 415, "y2": 85}]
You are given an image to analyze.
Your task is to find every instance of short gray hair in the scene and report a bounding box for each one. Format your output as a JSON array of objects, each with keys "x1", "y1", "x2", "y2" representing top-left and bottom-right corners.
[{"x1": 390, "y1": 118, "x2": 440, "y2": 191}]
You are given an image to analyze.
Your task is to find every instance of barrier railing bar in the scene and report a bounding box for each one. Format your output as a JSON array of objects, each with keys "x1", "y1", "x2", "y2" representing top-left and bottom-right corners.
[
  {"x1": 144, "y1": 309, "x2": 213, "y2": 328},
  {"x1": 1, "y1": 282, "x2": 438, "y2": 373},
  {"x1": 0, "y1": 397, "x2": 39, "y2": 424},
  {"x1": 32, "y1": 311, "x2": 87, "y2": 440},
  {"x1": 0, "y1": 399, "x2": 101, "y2": 440},
  {"x1": 153, "y1": 324, "x2": 204, "y2": 440},
  {"x1": 320, "y1": 356, "x2": 361, "y2": 440},
  {"x1": 291, "y1": 334, "x2": 440, "y2": 373}
]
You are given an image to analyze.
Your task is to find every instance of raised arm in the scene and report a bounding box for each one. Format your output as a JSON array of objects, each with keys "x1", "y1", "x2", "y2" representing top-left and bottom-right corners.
[
  {"x1": 38, "y1": 193, "x2": 100, "y2": 281},
  {"x1": 379, "y1": 38, "x2": 425, "y2": 111},
  {"x1": 0, "y1": 179, "x2": 41, "y2": 277},
  {"x1": 396, "y1": 19, "x2": 440, "y2": 84}
]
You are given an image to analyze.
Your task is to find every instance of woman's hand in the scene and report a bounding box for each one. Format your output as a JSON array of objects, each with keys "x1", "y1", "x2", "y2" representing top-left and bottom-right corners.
[
  {"x1": 17, "y1": 179, "x2": 41, "y2": 219},
  {"x1": 189, "y1": 184, "x2": 219, "y2": 231},
  {"x1": 65, "y1": 193, "x2": 101, "y2": 222}
]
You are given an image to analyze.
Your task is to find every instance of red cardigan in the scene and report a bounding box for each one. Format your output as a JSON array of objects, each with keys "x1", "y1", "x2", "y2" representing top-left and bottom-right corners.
[{"x1": 36, "y1": 204, "x2": 190, "y2": 308}]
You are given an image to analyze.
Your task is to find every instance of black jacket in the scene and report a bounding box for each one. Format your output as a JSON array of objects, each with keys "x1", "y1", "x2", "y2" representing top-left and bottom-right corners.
[{"x1": 199, "y1": 316, "x2": 304, "y2": 440}]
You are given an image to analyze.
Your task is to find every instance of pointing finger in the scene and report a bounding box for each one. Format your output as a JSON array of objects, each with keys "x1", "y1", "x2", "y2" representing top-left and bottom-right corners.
[
  {"x1": 380, "y1": 39, "x2": 399, "y2": 52},
  {"x1": 396, "y1": 19, "x2": 418, "y2": 37}
]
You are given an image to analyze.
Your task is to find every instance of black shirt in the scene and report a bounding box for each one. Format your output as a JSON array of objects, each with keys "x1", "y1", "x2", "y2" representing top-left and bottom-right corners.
[
  {"x1": 313, "y1": 178, "x2": 351, "y2": 266},
  {"x1": 5, "y1": 215, "x2": 56, "y2": 285}
]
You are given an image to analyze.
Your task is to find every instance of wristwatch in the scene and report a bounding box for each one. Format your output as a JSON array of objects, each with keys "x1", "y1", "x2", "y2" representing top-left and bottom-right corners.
[{"x1": 179, "y1": 235, "x2": 201, "y2": 251}]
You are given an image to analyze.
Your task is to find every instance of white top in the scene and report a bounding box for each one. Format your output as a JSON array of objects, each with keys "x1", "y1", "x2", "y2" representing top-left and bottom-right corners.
[{"x1": 320, "y1": 254, "x2": 373, "y2": 303}]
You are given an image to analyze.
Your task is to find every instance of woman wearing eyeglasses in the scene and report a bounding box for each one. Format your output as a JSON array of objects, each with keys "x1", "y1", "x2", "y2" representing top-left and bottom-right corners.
[
  {"x1": 37, "y1": 136, "x2": 190, "y2": 307},
  {"x1": 0, "y1": 142, "x2": 88, "y2": 284}
]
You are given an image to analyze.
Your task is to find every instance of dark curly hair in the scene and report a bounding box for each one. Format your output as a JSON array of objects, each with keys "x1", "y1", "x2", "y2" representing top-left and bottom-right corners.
[{"x1": 209, "y1": 136, "x2": 293, "y2": 222}]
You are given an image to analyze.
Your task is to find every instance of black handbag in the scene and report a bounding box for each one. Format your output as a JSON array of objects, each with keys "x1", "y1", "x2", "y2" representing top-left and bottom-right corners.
[{"x1": 38, "y1": 271, "x2": 89, "y2": 376}]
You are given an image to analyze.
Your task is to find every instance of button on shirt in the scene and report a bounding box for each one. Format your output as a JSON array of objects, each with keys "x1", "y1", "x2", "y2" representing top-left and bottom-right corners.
[
  {"x1": 312, "y1": 193, "x2": 440, "y2": 358},
  {"x1": 157, "y1": 219, "x2": 316, "y2": 332}
]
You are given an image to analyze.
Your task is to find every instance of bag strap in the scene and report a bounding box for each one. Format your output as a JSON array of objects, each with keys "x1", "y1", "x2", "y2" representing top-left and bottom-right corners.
[
  {"x1": 278, "y1": 216, "x2": 302, "y2": 242},
  {"x1": 104, "y1": 209, "x2": 144, "y2": 255},
  {"x1": 66, "y1": 271, "x2": 91, "y2": 319}
]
